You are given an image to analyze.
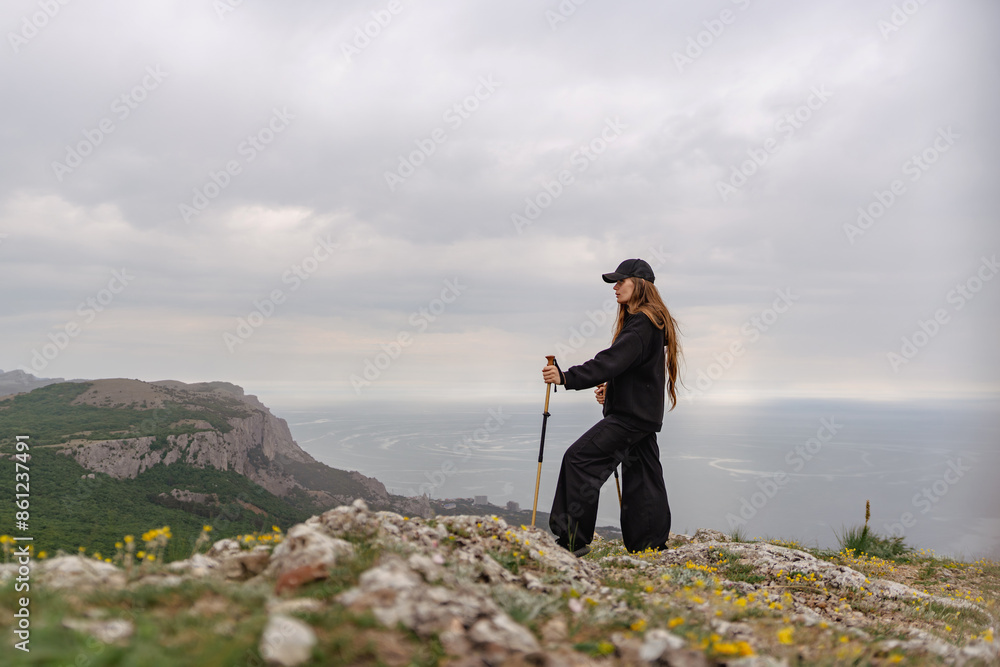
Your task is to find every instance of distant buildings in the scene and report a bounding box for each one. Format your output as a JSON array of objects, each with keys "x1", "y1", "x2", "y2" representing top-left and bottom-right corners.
[
  {"x1": 474, "y1": 495, "x2": 488, "y2": 505},
  {"x1": 506, "y1": 501, "x2": 520, "y2": 512}
]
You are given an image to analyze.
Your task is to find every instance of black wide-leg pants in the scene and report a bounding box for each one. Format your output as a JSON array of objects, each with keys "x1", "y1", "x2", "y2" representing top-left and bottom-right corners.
[{"x1": 549, "y1": 416, "x2": 671, "y2": 553}]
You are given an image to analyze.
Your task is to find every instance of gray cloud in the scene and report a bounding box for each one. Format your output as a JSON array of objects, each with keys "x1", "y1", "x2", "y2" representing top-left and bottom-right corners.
[{"x1": 1, "y1": 0, "x2": 997, "y2": 402}]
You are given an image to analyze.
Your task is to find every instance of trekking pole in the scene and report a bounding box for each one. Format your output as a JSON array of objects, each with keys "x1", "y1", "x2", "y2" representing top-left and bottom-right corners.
[
  {"x1": 613, "y1": 467, "x2": 622, "y2": 508},
  {"x1": 531, "y1": 355, "x2": 557, "y2": 527}
]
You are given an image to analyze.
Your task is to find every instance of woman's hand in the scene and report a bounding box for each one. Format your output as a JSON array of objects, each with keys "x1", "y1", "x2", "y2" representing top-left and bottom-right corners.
[
  {"x1": 542, "y1": 365, "x2": 563, "y2": 385},
  {"x1": 595, "y1": 383, "x2": 606, "y2": 404}
]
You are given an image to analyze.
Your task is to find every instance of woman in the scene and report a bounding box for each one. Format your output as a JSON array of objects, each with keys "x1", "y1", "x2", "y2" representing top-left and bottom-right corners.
[{"x1": 542, "y1": 258, "x2": 681, "y2": 556}]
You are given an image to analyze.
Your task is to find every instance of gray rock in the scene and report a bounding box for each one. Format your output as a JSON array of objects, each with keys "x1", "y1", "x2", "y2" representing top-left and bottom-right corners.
[
  {"x1": 38, "y1": 556, "x2": 126, "y2": 590},
  {"x1": 0, "y1": 563, "x2": 27, "y2": 583},
  {"x1": 207, "y1": 538, "x2": 242, "y2": 559},
  {"x1": 691, "y1": 528, "x2": 730, "y2": 543},
  {"x1": 467, "y1": 614, "x2": 540, "y2": 653},
  {"x1": 264, "y1": 523, "x2": 354, "y2": 578},
  {"x1": 166, "y1": 552, "x2": 220, "y2": 578},
  {"x1": 222, "y1": 545, "x2": 272, "y2": 580},
  {"x1": 259, "y1": 614, "x2": 317, "y2": 667},
  {"x1": 638, "y1": 628, "x2": 686, "y2": 662},
  {"x1": 337, "y1": 556, "x2": 539, "y2": 653},
  {"x1": 128, "y1": 573, "x2": 186, "y2": 589}
]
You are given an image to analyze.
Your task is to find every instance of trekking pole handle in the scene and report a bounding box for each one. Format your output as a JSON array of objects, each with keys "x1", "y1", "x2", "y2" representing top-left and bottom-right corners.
[{"x1": 546, "y1": 355, "x2": 561, "y2": 392}]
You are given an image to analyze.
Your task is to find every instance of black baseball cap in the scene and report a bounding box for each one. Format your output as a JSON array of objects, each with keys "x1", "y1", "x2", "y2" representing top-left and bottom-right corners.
[{"x1": 602, "y1": 258, "x2": 655, "y2": 284}]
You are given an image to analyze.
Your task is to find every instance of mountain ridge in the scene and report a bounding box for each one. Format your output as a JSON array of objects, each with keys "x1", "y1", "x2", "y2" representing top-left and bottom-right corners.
[{"x1": 0, "y1": 377, "x2": 431, "y2": 557}]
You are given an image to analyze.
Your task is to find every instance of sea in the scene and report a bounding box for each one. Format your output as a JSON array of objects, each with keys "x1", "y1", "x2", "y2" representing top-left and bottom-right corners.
[{"x1": 274, "y1": 397, "x2": 1000, "y2": 560}]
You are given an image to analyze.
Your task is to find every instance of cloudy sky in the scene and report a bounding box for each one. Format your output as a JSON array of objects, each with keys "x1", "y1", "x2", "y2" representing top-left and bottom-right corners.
[{"x1": 2, "y1": 0, "x2": 998, "y2": 408}]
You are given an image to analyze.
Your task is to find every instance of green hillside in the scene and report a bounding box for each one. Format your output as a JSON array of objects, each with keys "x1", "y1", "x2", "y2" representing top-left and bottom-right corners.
[
  {"x1": 0, "y1": 445, "x2": 311, "y2": 560},
  {"x1": 0, "y1": 382, "x2": 314, "y2": 559},
  {"x1": 0, "y1": 381, "x2": 248, "y2": 446}
]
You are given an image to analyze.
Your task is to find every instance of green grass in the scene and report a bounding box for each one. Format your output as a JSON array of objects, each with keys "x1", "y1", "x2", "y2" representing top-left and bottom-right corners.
[
  {"x1": 728, "y1": 526, "x2": 751, "y2": 543},
  {"x1": 835, "y1": 524, "x2": 912, "y2": 560},
  {"x1": 0, "y1": 577, "x2": 272, "y2": 667},
  {"x1": 488, "y1": 548, "x2": 527, "y2": 575},
  {"x1": 707, "y1": 547, "x2": 767, "y2": 585},
  {"x1": 490, "y1": 587, "x2": 562, "y2": 625},
  {"x1": 573, "y1": 640, "x2": 616, "y2": 657}
]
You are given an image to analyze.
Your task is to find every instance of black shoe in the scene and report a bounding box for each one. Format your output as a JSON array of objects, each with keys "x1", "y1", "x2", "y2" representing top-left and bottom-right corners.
[{"x1": 572, "y1": 545, "x2": 591, "y2": 558}]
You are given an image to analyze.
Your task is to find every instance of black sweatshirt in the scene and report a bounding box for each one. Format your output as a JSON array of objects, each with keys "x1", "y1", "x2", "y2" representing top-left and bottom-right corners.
[{"x1": 561, "y1": 311, "x2": 667, "y2": 432}]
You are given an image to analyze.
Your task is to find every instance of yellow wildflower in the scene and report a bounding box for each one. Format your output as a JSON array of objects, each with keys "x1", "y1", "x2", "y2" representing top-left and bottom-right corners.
[{"x1": 777, "y1": 627, "x2": 794, "y2": 645}]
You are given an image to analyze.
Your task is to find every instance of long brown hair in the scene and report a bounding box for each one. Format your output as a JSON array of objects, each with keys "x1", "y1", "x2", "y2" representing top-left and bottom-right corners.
[{"x1": 612, "y1": 277, "x2": 682, "y2": 410}]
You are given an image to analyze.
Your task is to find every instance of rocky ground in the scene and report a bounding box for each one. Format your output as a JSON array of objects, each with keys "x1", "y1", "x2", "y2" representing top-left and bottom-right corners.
[{"x1": 2, "y1": 501, "x2": 997, "y2": 666}]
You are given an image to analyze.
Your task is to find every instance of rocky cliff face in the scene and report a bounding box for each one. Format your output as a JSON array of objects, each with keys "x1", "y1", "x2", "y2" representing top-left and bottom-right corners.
[{"x1": 54, "y1": 378, "x2": 391, "y2": 509}]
